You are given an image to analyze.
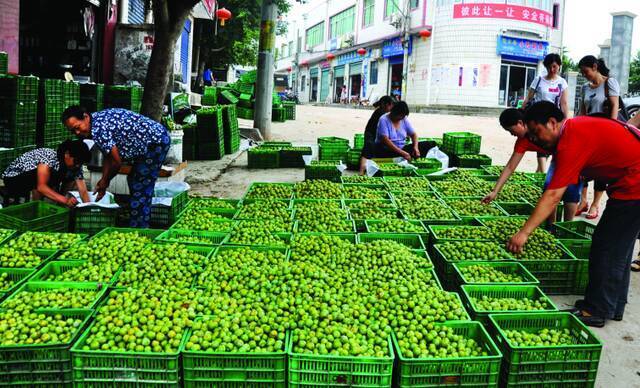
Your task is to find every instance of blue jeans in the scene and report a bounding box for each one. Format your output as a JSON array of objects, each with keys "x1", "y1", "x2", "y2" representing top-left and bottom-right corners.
[
  {"x1": 544, "y1": 159, "x2": 583, "y2": 203},
  {"x1": 127, "y1": 136, "x2": 170, "y2": 228}
]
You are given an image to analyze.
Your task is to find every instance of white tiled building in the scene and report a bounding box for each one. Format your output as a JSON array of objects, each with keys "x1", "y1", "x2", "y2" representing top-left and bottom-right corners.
[{"x1": 275, "y1": 0, "x2": 566, "y2": 108}]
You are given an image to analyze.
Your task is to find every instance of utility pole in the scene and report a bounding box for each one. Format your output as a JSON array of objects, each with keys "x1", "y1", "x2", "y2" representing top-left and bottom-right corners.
[
  {"x1": 400, "y1": 0, "x2": 411, "y2": 101},
  {"x1": 254, "y1": 0, "x2": 278, "y2": 140}
]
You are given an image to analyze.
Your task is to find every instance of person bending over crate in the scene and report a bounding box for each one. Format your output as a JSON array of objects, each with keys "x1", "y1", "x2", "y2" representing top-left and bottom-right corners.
[
  {"x1": 1, "y1": 140, "x2": 91, "y2": 208},
  {"x1": 62, "y1": 106, "x2": 170, "y2": 228},
  {"x1": 373, "y1": 101, "x2": 436, "y2": 160},
  {"x1": 358, "y1": 96, "x2": 394, "y2": 175},
  {"x1": 507, "y1": 101, "x2": 640, "y2": 328},
  {"x1": 482, "y1": 108, "x2": 582, "y2": 222}
]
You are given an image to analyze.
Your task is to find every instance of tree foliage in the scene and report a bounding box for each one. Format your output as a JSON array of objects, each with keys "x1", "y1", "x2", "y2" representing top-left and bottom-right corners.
[
  {"x1": 198, "y1": 0, "x2": 290, "y2": 68},
  {"x1": 629, "y1": 50, "x2": 640, "y2": 94}
]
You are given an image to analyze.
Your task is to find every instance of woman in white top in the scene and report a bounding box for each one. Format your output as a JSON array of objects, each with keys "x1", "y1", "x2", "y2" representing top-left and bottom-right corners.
[
  {"x1": 522, "y1": 53, "x2": 570, "y2": 173},
  {"x1": 575, "y1": 55, "x2": 621, "y2": 220}
]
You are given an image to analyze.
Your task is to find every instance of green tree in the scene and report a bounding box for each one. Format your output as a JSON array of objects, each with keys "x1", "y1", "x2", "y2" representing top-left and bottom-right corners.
[{"x1": 629, "y1": 50, "x2": 640, "y2": 94}]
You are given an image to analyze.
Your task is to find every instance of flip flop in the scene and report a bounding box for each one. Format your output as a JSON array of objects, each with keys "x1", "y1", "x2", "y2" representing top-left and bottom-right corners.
[
  {"x1": 631, "y1": 260, "x2": 640, "y2": 272},
  {"x1": 575, "y1": 203, "x2": 589, "y2": 216},
  {"x1": 586, "y1": 209, "x2": 599, "y2": 220}
]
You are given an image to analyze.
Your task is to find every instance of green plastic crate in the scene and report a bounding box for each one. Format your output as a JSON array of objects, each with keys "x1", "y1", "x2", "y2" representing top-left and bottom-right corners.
[
  {"x1": 0, "y1": 75, "x2": 39, "y2": 102},
  {"x1": 353, "y1": 133, "x2": 365, "y2": 149},
  {"x1": 244, "y1": 182, "x2": 294, "y2": 201},
  {"x1": 0, "y1": 267, "x2": 34, "y2": 296},
  {"x1": 427, "y1": 225, "x2": 494, "y2": 245},
  {"x1": 496, "y1": 202, "x2": 535, "y2": 216},
  {"x1": 460, "y1": 285, "x2": 558, "y2": 324},
  {"x1": 559, "y1": 239, "x2": 591, "y2": 294},
  {"x1": 288, "y1": 335, "x2": 394, "y2": 388},
  {"x1": 0, "y1": 201, "x2": 69, "y2": 232},
  {"x1": 392, "y1": 321, "x2": 502, "y2": 387},
  {"x1": 73, "y1": 206, "x2": 119, "y2": 235},
  {"x1": 305, "y1": 163, "x2": 343, "y2": 182},
  {"x1": 182, "y1": 321, "x2": 287, "y2": 387},
  {"x1": 30, "y1": 260, "x2": 121, "y2": 285},
  {"x1": 515, "y1": 243, "x2": 578, "y2": 296},
  {"x1": 280, "y1": 146, "x2": 312, "y2": 168},
  {"x1": 454, "y1": 154, "x2": 492, "y2": 168},
  {"x1": 553, "y1": 220, "x2": 596, "y2": 240},
  {"x1": 453, "y1": 261, "x2": 539, "y2": 287},
  {"x1": 3, "y1": 280, "x2": 108, "y2": 310},
  {"x1": 488, "y1": 312, "x2": 603, "y2": 387},
  {"x1": 357, "y1": 232, "x2": 426, "y2": 250},
  {"x1": 0, "y1": 308, "x2": 93, "y2": 386},
  {"x1": 91, "y1": 227, "x2": 164, "y2": 241},
  {"x1": 150, "y1": 190, "x2": 190, "y2": 227},
  {"x1": 71, "y1": 319, "x2": 187, "y2": 386},
  {"x1": 364, "y1": 219, "x2": 428, "y2": 239},
  {"x1": 0, "y1": 53, "x2": 7, "y2": 75},
  {"x1": 248, "y1": 147, "x2": 280, "y2": 169},
  {"x1": 272, "y1": 107, "x2": 286, "y2": 122},
  {"x1": 155, "y1": 229, "x2": 227, "y2": 247},
  {"x1": 442, "y1": 132, "x2": 481, "y2": 156}
]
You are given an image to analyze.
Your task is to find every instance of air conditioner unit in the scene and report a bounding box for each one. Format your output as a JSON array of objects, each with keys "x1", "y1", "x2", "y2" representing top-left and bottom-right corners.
[
  {"x1": 370, "y1": 48, "x2": 382, "y2": 60},
  {"x1": 389, "y1": 14, "x2": 402, "y2": 28},
  {"x1": 342, "y1": 33, "x2": 355, "y2": 47}
]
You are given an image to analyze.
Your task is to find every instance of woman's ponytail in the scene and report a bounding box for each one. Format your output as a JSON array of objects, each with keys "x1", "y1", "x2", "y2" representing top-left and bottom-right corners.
[{"x1": 597, "y1": 58, "x2": 610, "y2": 77}]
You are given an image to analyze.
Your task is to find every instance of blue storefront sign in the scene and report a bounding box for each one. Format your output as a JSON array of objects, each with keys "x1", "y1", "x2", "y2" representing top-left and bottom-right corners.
[
  {"x1": 497, "y1": 35, "x2": 548, "y2": 61},
  {"x1": 382, "y1": 36, "x2": 412, "y2": 58},
  {"x1": 337, "y1": 50, "x2": 370, "y2": 66}
]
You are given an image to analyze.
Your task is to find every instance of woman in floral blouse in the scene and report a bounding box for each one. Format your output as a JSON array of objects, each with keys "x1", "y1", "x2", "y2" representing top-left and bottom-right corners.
[
  {"x1": 62, "y1": 106, "x2": 170, "y2": 228},
  {"x1": 2, "y1": 140, "x2": 91, "y2": 207}
]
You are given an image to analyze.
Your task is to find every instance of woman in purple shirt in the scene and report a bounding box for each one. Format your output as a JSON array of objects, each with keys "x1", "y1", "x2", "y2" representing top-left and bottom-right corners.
[{"x1": 374, "y1": 101, "x2": 435, "y2": 160}]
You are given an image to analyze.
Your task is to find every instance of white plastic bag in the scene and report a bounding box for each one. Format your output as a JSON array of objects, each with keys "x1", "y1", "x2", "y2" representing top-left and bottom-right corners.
[
  {"x1": 365, "y1": 159, "x2": 379, "y2": 177},
  {"x1": 70, "y1": 191, "x2": 120, "y2": 208},
  {"x1": 152, "y1": 182, "x2": 190, "y2": 206},
  {"x1": 425, "y1": 146, "x2": 449, "y2": 169}
]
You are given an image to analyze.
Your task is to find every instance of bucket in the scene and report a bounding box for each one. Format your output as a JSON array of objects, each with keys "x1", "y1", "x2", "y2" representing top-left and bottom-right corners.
[{"x1": 166, "y1": 130, "x2": 184, "y2": 163}]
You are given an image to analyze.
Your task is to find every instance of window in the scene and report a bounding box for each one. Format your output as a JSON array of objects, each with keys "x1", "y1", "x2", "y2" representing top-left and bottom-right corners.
[
  {"x1": 297, "y1": 36, "x2": 302, "y2": 53},
  {"x1": 301, "y1": 75, "x2": 306, "y2": 92},
  {"x1": 288, "y1": 41, "x2": 294, "y2": 57},
  {"x1": 363, "y1": 0, "x2": 375, "y2": 27},
  {"x1": 281, "y1": 44, "x2": 287, "y2": 58},
  {"x1": 370, "y1": 61, "x2": 378, "y2": 85},
  {"x1": 306, "y1": 22, "x2": 325, "y2": 49},
  {"x1": 410, "y1": 0, "x2": 419, "y2": 9},
  {"x1": 552, "y1": 3, "x2": 560, "y2": 28},
  {"x1": 385, "y1": 0, "x2": 400, "y2": 18},
  {"x1": 330, "y1": 7, "x2": 355, "y2": 39}
]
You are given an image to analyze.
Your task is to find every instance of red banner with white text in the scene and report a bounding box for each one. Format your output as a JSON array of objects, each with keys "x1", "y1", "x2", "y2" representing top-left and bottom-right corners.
[{"x1": 453, "y1": 3, "x2": 553, "y2": 27}]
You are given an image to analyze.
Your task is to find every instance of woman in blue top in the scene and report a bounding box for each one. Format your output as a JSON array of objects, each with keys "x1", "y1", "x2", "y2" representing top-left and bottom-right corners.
[
  {"x1": 61, "y1": 105, "x2": 170, "y2": 228},
  {"x1": 373, "y1": 102, "x2": 435, "y2": 160}
]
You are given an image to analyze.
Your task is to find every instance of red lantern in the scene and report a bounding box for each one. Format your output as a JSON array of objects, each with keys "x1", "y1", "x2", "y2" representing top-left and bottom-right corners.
[
  {"x1": 287, "y1": 66, "x2": 292, "y2": 72},
  {"x1": 419, "y1": 29, "x2": 432, "y2": 41},
  {"x1": 300, "y1": 60, "x2": 309, "y2": 67},
  {"x1": 216, "y1": 8, "x2": 232, "y2": 26},
  {"x1": 326, "y1": 53, "x2": 335, "y2": 61},
  {"x1": 357, "y1": 48, "x2": 367, "y2": 56}
]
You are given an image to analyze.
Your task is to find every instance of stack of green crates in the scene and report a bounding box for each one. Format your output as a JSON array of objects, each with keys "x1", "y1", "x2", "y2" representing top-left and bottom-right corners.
[
  {"x1": 353, "y1": 134, "x2": 365, "y2": 150},
  {"x1": 283, "y1": 101, "x2": 296, "y2": 120},
  {"x1": 182, "y1": 123, "x2": 197, "y2": 160},
  {"x1": 79, "y1": 83, "x2": 104, "y2": 113},
  {"x1": 0, "y1": 75, "x2": 38, "y2": 148},
  {"x1": 248, "y1": 146, "x2": 280, "y2": 169},
  {"x1": 105, "y1": 85, "x2": 143, "y2": 113},
  {"x1": 196, "y1": 106, "x2": 225, "y2": 160},
  {"x1": 0, "y1": 52, "x2": 7, "y2": 74},
  {"x1": 442, "y1": 132, "x2": 481, "y2": 156},
  {"x1": 37, "y1": 79, "x2": 68, "y2": 147},
  {"x1": 272, "y1": 106, "x2": 286, "y2": 122},
  {"x1": 202, "y1": 86, "x2": 218, "y2": 106},
  {"x1": 318, "y1": 137, "x2": 350, "y2": 162},
  {"x1": 221, "y1": 105, "x2": 240, "y2": 154},
  {"x1": 0, "y1": 201, "x2": 69, "y2": 232},
  {"x1": 280, "y1": 146, "x2": 312, "y2": 168},
  {"x1": 236, "y1": 106, "x2": 254, "y2": 120}
]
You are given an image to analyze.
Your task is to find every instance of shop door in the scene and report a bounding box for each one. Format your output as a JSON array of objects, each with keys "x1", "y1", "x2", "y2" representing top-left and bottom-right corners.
[
  {"x1": 389, "y1": 63, "x2": 403, "y2": 100},
  {"x1": 320, "y1": 69, "x2": 330, "y2": 103},
  {"x1": 334, "y1": 66, "x2": 345, "y2": 103},
  {"x1": 310, "y1": 77, "x2": 318, "y2": 101},
  {"x1": 499, "y1": 61, "x2": 539, "y2": 107},
  {"x1": 349, "y1": 62, "x2": 362, "y2": 102}
]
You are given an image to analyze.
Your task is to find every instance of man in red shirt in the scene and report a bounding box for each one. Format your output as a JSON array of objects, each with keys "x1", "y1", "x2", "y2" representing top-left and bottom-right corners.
[
  {"x1": 507, "y1": 101, "x2": 640, "y2": 327},
  {"x1": 482, "y1": 108, "x2": 581, "y2": 221}
]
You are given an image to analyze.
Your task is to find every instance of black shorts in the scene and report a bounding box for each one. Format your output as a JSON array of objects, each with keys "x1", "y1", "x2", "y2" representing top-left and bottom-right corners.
[
  {"x1": 360, "y1": 136, "x2": 376, "y2": 159},
  {"x1": 537, "y1": 152, "x2": 550, "y2": 158}
]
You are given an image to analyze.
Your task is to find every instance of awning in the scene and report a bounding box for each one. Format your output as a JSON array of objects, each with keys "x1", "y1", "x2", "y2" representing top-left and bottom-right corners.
[{"x1": 192, "y1": 1, "x2": 214, "y2": 20}]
